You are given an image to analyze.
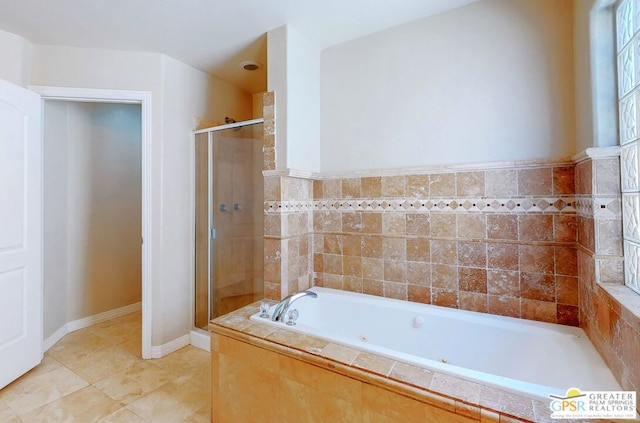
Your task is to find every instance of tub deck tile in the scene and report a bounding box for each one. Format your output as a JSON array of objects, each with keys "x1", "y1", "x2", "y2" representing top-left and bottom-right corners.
[
  {"x1": 479, "y1": 386, "x2": 535, "y2": 422},
  {"x1": 352, "y1": 352, "x2": 395, "y2": 377},
  {"x1": 320, "y1": 343, "x2": 360, "y2": 365},
  {"x1": 431, "y1": 372, "x2": 481, "y2": 404},
  {"x1": 266, "y1": 330, "x2": 329, "y2": 354},
  {"x1": 389, "y1": 361, "x2": 434, "y2": 390}
]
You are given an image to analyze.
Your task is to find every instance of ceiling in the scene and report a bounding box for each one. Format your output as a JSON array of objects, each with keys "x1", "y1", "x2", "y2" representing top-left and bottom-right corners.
[{"x1": 0, "y1": 0, "x2": 478, "y2": 93}]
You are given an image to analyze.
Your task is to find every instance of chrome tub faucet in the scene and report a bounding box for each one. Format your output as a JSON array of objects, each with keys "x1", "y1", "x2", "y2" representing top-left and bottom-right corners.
[{"x1": 271, "y1": 290, "x2": 317, "y2": 322}]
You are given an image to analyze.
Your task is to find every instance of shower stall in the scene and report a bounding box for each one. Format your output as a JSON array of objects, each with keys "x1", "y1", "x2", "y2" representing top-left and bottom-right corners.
[{"x1": 193, "y1": 119, "x2": 264, "y2": 330}]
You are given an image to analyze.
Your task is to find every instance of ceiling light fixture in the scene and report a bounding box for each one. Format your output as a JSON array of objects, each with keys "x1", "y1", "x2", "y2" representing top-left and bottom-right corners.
[{"x1": 240, "y1": 61, "x2": 263, "y2": 71}]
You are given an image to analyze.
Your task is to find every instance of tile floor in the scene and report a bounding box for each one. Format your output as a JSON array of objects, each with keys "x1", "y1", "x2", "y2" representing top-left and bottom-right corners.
[{"x1": 0, "y1": 312, "x2": 211, "y2": 423}]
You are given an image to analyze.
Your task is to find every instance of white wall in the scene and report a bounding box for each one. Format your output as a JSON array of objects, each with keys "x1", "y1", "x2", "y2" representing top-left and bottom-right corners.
[
  {"x1": 574, "y1": 0, "x2": 618, "y2": 150},
  {"x1": 0, "y1": 30, "x2": 32, "y2": 87},
  {"x1": 267, "y1": 25, "x2": 321, "y2": 171},
  {"x1": 32, "y1": 45, "x2": 252, "y2": 347},
  {"x1": 320, "y1": 0, "x2": 576, "y2": 172},
  {"x1": 43, "y1": 101, "x2": 68, "y2": 338},
  {"x1": 43, "y1": 102, "x2": 142, "y2": 340}
]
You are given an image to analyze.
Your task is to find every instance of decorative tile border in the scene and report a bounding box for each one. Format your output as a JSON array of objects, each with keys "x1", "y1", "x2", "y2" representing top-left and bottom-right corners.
[
  {"x1": 574, "y1": 196, "x2": 621, "y2": 219},
  {"x1": 265, "y1": 197, "x2": 577, "y2": 214}
]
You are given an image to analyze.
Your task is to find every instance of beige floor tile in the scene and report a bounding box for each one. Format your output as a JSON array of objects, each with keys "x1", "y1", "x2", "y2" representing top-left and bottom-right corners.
[
  {"x1": 46, "y1": 331, "x2": 112, "y2": 364},
  {"x1": 91, "y1": 321, "x2": 142, "y2": 347},
  {"x1": 120, "y1": 339, "x2": 142, "y2": 357},
  {"x1": 150, "y1": 346, "x2": 210, "y2": 378},
  {"x1": 19, "y1": 386, "x2": 121, "y2": 423},
  {"x1": 27, "y1": 355, "x2": 63, "y2": 378},
  {"x1": 182, "y1": 404, "x2": 211, "y2": 423},
  {"x1": 58, "y1": 345, "x2": 142, "y2": 384},
  {"x1": 125, "y1": 377, "x2": 209, "y2": 423},
  {"x1": 93, "y1": 361, "x2": 176, "y2": 405},
  {"x1": 97, "y1": 407, "x2": 145, "y2": 423},
  {"x1": 0, "y1": 366, "x2": 88, "y2": 416},
  {"x1": 0, "y1": 398, "x2": 18, "y2": 423}
]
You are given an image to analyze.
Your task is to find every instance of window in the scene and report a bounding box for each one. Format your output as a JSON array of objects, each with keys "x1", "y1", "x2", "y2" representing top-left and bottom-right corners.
[{"x1": 617, "y1": 0, "x2": 640, "y2": 294}]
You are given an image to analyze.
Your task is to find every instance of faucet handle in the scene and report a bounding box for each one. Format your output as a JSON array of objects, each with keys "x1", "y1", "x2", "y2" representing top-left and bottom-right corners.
[
  {"x1": 284, "y1": 309, "x2": 299, "y2": 326},
  {"x1": 259, "y1": 300, "x2": 271, "y2": 318}
]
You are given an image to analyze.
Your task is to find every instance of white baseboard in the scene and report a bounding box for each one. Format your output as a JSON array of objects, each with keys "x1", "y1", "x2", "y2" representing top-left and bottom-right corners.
[
  {"x1": 43, "y1": 302, "x2": 142, "y2": 353},
  {"x1": 189, "y1": 329, "x2": 210, "y2": 352},
  {"x1": 43, "y1": 324, "x2": 69, "y2": 352},
  {"x1": 150, "y1": 334, "x2": 190, "y2": 358}
]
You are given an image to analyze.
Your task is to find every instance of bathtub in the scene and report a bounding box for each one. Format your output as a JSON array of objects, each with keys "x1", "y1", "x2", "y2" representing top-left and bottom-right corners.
[{"x1": 250, "y1": 287, "x2": 621, "y2": 401}]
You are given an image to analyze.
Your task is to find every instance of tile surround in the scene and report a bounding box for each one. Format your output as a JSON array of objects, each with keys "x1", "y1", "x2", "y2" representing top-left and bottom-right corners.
[
  {"x1": 574, "y1": 150, "x2": 640, "y2": 405},
  {"x1": 265, "y1": 162, "x2": 581, "y2": 326}
]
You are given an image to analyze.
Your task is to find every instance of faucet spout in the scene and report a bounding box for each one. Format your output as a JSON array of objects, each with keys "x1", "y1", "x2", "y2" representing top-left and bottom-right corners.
[{"x1": 271, "y1": 290, "x2": 317, "y2": 322}]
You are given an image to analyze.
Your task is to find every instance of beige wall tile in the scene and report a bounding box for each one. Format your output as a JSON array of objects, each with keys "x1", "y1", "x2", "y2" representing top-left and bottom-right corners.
[
  {"x1": 408, "y1": 284, "x2": 431, "y2": 304},
  {"x1": 487, "y1": 215, "x2": 518, "y2": 240},
  {"x1": 432, "y1": 264, "x2": 459, "y2": 290},
  {"x1": 430, "y1": 174, "x2": 455, "y2": 198},
  {"x1": 383, "y1": 238, "x2": 407, "y2": 260},
  {"x1": 487, "y1": 243, "x2": 519, "y2": 271},
  {"x1": 342, "y1": 178, "x2": 361, "y2": 198},
  {"x1": 518, "y1": 215, "x2": 554, "y2": 241},
  {"x1": 519, "y1": 245, "x2": 554, "y2": 274},
  {"x1": 485, "y1": 169, "x2": 517, "y2": 197},
  {"x1": 553, "y1": 165, "x2": 575, "y2": 195},
  {"x1": 406, "y1": 213, "x2": 430, "y2": 236},
  {"x1": 459, "y1": 291, "x2": 488, "y2": 312},
  {"x1": 381, "y1": 176, "x2": 406, "y2": 197},
  {"x1": 458, "y1": 267, "x2": 487, "y2": 293},
  {"x1": 430, "y1": 240, "x2": 457, "y2": 265},
  {"x1": 520, "y1": 299, "x2": 557, "y2": 323},
  {"x1": 520, "y1": 272, "x2": 556, "y2": 302},
  {"x1": 431, "y1": 214, "x2": 457, "y2": 238},
  {"x1": 456, "y1": 214, "x2": 486, "y2": 240},
  {"x1": 324, "y1": 179, "x2": 342, "y2": 198},
  {"x1": 517, "y1": 167, "x2": 552, "y2": 195},
  {"x1": 456, "y1": 171, "x2": 485, "y2": 197},
  {"x1": 383, "y1": 213, "x2": 407, "y2": 236},
  {"x1": 406, "y1": 175, "x2": 429, "y2": 197},
  {"x1": 457, "y1": 241, "x2": 487, "y2": 268},
  {"x1": 487, "y1": 270, "x2": 520, "y2": 297},
  {"x1": 388, "y1": 362, "x2": 434, "y2": 390},
  {"x1": 383, "y1": 281, "x2": 408, "y2": 300},
  {"x1": 362, "y1": 236, "x2": 383, "y2": 258},
  {"x1": 488, "y1": 295, "x2": 520, "y2": 318},
  {"x1": 431, "y1": 288, "x2": 459, "y2": 308},
  {"x1": 406, "y1": 238, "x2": 430, "y2": 262},
  {"x1": 362, "y1": 177, "x2": 382, "y2": 198},
  {"x1": 407, "y1": 261, "x2": 430, "y2": 285},
  {"x1": 553, "y1": 214, "x2": 577, "y2": 242},
  {"x1": 362, "y1": 213, "x2": 383, "y2": 234},
  {"x1": 383, "y1": 260, "x2": 407, "y2": 282}
]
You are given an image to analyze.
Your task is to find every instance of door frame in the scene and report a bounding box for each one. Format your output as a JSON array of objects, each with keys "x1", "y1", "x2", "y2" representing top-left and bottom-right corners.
[{"x1": 30, "y1": 85, "x2": 153, "y2": 359}]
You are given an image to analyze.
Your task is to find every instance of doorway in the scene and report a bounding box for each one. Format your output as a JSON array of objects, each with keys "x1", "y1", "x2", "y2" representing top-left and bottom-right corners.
[{"x1": 32, "y1": 86, "x2": 152, "y2": 359}]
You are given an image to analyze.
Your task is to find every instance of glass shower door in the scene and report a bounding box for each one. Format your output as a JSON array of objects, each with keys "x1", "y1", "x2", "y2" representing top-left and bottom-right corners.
[{"x1": 194, "y1": 122, "x2": 264, "y2": 329}]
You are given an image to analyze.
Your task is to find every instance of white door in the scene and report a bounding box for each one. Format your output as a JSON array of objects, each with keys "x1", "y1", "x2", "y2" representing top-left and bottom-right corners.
[{"x1": 0, "y1": 79, "x2": 42, "y2": 389}]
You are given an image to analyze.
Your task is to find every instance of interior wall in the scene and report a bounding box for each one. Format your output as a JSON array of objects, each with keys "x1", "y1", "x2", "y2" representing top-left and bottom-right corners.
[
  {"x1": 44, "y1": 101, "x2": 142, "y2": 339},
  {"x1": 267, "y1": 25, "x2": 321, "y2": 172},
  {"x1": 573, "y1": 0, "x2": 597, "y2": 152},
  {"x1": 320, "y1": 0, "x2": 576, "y2": 172},
  {"x1": 0, "y1": 29, "x2": 31, "y2": 87},
  {"x1": 32, "y1": 45, "x2": 252, "y2": 347}
]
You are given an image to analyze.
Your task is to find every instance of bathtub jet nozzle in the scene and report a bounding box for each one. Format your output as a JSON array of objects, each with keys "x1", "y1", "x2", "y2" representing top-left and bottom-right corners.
[{"x1": 271, "y1": 290, "x2": 317, "y2": 322}]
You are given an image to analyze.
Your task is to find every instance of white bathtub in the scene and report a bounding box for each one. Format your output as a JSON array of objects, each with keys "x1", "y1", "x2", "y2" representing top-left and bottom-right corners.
[{"x1": 250, "y1": 287, "x2": 621, "y2": 401}]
